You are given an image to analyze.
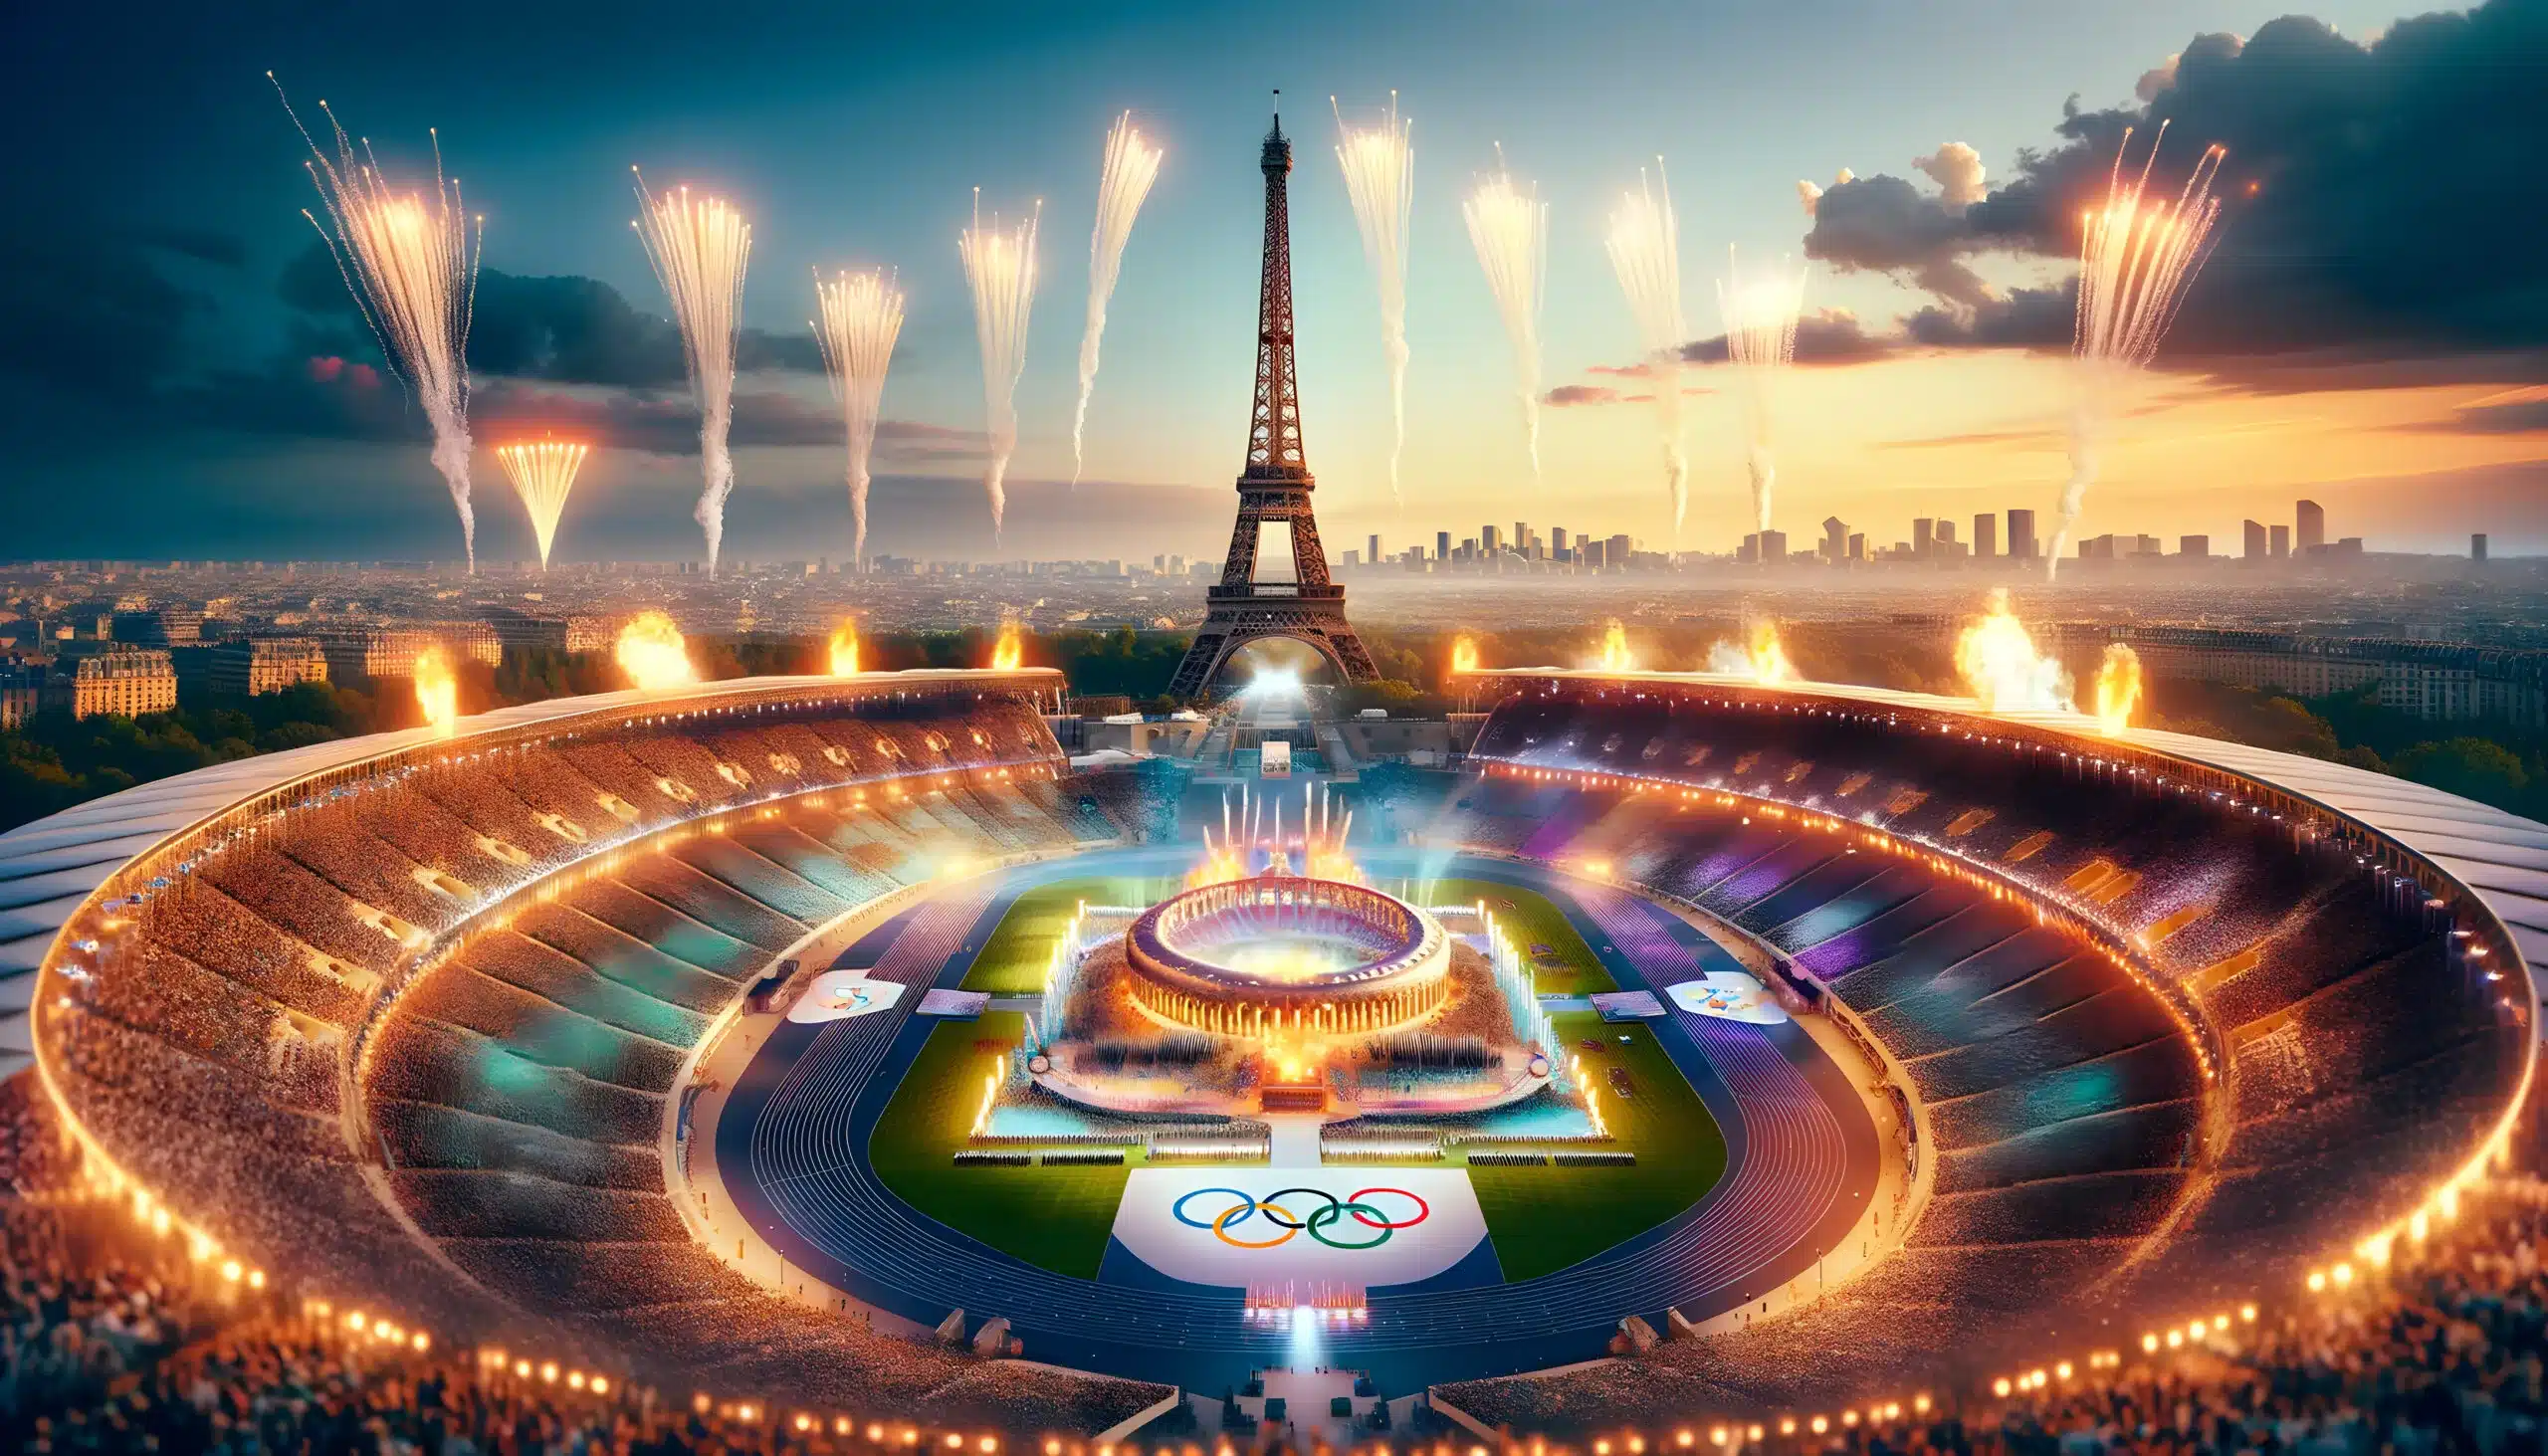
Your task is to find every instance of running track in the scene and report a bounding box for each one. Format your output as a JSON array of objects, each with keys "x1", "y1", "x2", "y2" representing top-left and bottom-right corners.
[{"x1": 715, "y1": 849, "x2": 1879, "y2": 1394}]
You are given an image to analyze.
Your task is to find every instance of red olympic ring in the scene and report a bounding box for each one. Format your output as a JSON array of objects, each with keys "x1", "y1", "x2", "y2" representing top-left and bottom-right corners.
[{"x1": 1346, "y1": 1187, "x2": 1429, "y2": 1230}]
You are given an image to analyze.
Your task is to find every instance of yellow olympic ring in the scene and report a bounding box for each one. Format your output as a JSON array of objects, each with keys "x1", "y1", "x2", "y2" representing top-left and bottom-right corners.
[{"x1": 1213, "y1": 1200, "x2": 1298, "y2": 1249}]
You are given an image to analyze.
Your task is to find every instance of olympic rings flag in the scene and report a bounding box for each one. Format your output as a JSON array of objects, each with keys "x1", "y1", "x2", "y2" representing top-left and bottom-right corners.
[
  {"x1": 1112, "y1": 1169, "x2": 1488, "y2": 1287},
  {"x1": 1171, "y1": 1187, "x2": 1431, "y2": 1251}
]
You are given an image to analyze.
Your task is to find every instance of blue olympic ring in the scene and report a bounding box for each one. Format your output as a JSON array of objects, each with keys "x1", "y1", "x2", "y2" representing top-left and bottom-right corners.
[{"x1": 1168, "y1": 1186, "x2": 1431, "y2": 1250}]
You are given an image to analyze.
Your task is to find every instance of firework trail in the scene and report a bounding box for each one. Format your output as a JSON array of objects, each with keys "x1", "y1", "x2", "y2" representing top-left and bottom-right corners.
[
  {"x1": 811, "y1": 269, "x2": 906, "y2": 566},
  {"x1": 1605, "y1": 163, "x2": 1689, "y2": 535},
  {"x1": 1462, "y1": 146, "x2": 1548, "y2": 482},
  {"x1": 632, "y1": 173, "x2": 751, "y2": 575},
  {"x1": 274, "y1": 77, "x2": 482, "y2": 571},
  {"x1": 1071, "y1": 112, "x2": 1163, "y2": 488},
  {"x1": 960, "y1": 191, "x2": 1042, "y2": 540},
  {"x1": 1334, "y1": 94, "x2": 1414, "y2": 506},
  {"x1": 2050, "y1": 123, "x2": 2226, "y2": 579},
  {"x1": 493, "y1": 438, "x2": 588, "y2": 569},
  {"x1": 1715, "y1": 246, "x2": 1807, "y2": 533}
]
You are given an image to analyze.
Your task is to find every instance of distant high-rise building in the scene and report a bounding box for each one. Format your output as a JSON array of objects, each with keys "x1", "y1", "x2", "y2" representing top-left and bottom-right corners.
[
  {"x1": 1937, "y1": 520, "x2": 1959, "y2": 547},
  {"x1": 1582, "y1": 538, "x2": 1605, "y2": 569},
  {"x1": 1912, "y1": 519, "x2": 1936, "y2": 559},
  {"x1": 2473, "y1": 533, "x2": 2489, "y2": 562},
  {"x1": 1550, "y1": 527, "x2": 1568, "y2": 555},
  {"x1": 2008, "y1": 509, "x2": 2038, "y2": 561},
  {"x1": 1607, "y1": 532, "x2": 1633, "y2": 567},
  {"x1": 2296, "y1": 500, "x2": 2326, "y2": 553},
  {"x1": 2243, "y1": 520, "x2": 2268, "y2": 559},
  {"x1": 1481, "y1": 524, "x2": 1503, "y2": 555},
  {"x1": 2270, "y1": 523, "x2": 2290, "y2": 558},
  {"x1": 1822, "y1": 517, "x2": 1847, "y2": 562},
  {"x1": 1437, "y1": 530, "x2": 1452, "y2": 562},
  {"x1": 1847, "y1": 532, "x2": 1866, "y2": 561},
  {"x1": 1973, "y1": 514, "x2": 1997, "y2": 558},
  {"x1": 1760, "y1": 529, "x2": 1788, "y2": 565},
  {"x1": 2181, "y1": 535, "x2": 2210, "y2": 558},
  {"x1": 1514, "y1": 521, "x2": 1530, "y2": 558},
  {"x1": 1368, "y1": 533, "x2": 1382, "y2": 565}
]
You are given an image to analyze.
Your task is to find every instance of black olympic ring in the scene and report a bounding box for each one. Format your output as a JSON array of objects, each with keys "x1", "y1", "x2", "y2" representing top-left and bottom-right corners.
[{"x1": 1169, "y1": 1186, "x2": 1432, "y2": 1250}]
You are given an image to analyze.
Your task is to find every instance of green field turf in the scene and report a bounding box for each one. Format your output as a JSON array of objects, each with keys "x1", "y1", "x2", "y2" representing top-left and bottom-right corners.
[
  {"x1": 1412, "y1": 878, "x2": 1617, "y2": 994},
  {"x1": 958, "y1": 876, "x2": 1171, "y2": 993},
  {"x1": 1463, "y1": 1011, "x2": 1726, "y2": 1282},
  {"x1": 866, "y1": 1011, "x2": 1131, "y2": 1278}
]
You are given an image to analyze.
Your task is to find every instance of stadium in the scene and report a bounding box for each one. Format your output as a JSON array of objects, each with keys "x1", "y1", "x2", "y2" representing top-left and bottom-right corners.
[{"x1": 2, "y1": 660, "x2": 2539, "y2": 1440}]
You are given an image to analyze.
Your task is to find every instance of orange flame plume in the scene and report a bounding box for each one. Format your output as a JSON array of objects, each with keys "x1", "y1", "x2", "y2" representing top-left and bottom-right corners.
[
  {"x1": 828, "y1": 622, "x2": 861, "y2": 677},
  {"x1": 2093, "y1": 643, "x2": 2144, "y2": 736},
  {"x1": 989, "y1": 622, "x2": 1024, "y2": 671},
  {"x1": 412, "y1": 646, "x2": 458, "y2": 736},
  {"x1": 1597, "y1": 621, "x2": 1634, "y2": 672},
  {"x1": 1954, "y1": 588, "x2": 2071, "y2": 712},
  {"x1": 615, "y1": 610, "x2": 696, "y2": 692}
]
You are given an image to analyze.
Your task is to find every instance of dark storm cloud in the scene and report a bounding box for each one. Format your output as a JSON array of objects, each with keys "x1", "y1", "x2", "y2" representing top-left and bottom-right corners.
[
  {"x1": 280, "y1": 240, "x2": 824, "y2": 385},
  {"x1": 0, "y1": 221, "x2": 917, "y2": 460},
  {"x1": 1543, "y1": 384, "x2": 1622, "y2": 408},
  {"x1": 0, "y1": 227, "x2": 236, "y2": 395},
  {"x1": 1902, "y1": 286, "x2": 2074, "y2": 349},
  {"x1": 1681, "y1": 309, "x2": 1898, "y2": 365},
  {"x1": 2405, "y1": 388, "x2": 2548, "y2": 436},
  {"x1": 472, "y1": 382, "x2": 982, "y2": 457},
  {"x1": 1802, "y1": 174, "x2": 1994, "y2": 308},
  {"x1": 1807, "y1": 0, "x2": 2548, "y2": 360}
]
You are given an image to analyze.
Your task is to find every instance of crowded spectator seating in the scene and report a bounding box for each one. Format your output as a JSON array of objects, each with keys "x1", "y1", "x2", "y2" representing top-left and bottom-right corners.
[
  {"x1": 1440, "y1": 683, "x2": 2520, "y2": 1402},
  {"x1": 33, "y1": 687, "x2": 1174, "y2": 1407}
]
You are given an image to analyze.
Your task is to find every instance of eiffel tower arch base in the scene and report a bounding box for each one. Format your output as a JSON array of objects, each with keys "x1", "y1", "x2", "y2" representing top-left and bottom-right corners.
[{"x1": 1168, "y1": 595, "x2": 1379, "y2": 700}]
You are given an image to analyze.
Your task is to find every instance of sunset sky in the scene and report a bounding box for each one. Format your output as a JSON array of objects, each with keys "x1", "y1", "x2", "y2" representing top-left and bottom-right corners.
[{"x1": 7, "y1": 0, "x2": 2541, "y2": 563}]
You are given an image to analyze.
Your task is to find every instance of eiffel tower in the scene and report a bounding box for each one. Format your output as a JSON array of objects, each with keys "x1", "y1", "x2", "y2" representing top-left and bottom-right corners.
[{"x1": 1167, "y1": 106, "x2": 1377, "y2": 699}]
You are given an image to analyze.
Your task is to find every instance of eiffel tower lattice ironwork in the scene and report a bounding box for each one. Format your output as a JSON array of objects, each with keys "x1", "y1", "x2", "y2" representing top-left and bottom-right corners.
[{"x1": 1168, "y1": 107, "x2": 1377, "y2": 699}]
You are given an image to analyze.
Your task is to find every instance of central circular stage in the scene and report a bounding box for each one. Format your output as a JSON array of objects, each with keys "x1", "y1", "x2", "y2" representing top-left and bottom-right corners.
[
  {"x1": 703, "y1": 846, "x2": 1847, "y2": 1397},
  {"x1": 1125, "y1": 876, "x2": 1451, "y2": 1034}
]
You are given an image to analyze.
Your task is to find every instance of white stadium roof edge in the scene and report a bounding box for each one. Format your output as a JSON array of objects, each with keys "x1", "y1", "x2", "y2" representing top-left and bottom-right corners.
[
  {"x1": 0, "y1": 663, "x2": 2538, "y2": 1081},
  {"x1": 0, "y1": 668, "x2": 1064, "y2": 1079}
]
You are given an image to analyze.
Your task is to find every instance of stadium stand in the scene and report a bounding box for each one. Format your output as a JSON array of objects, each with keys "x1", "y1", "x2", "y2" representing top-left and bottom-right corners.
[
  {"x1": 1433, "y1": 677, "x2": 2528, "y2": 1410},
  {"x1": 17, "y1": 675, "x2": 1175, "y2": 1413}
]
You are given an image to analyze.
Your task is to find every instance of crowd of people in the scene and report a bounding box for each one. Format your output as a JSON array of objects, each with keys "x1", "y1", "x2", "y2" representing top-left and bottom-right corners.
[{"x1": 10, "y1": 1093, "x2": 2548, "y2": 1455}]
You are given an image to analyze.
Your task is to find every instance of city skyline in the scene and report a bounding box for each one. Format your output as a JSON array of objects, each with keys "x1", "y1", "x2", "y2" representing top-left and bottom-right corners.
[{"x1": 6, "y1": 0, "x2": 2544, "y2": 564}]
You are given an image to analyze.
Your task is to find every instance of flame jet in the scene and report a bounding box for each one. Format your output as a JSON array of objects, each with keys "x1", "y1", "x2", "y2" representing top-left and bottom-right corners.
[
  {"x1": 1072, "y1": 113, "x2": 1163, "y2": 487},
  {"x1": 2051, "y1": 125, "x2": 2227, "y2": 578},
  {"x1": 2093, "y1": 644, "x2": 2144, "y2": 735},
  {"x1": 274, "y1": 77, "x2": 482, "y2": 571},
  {"x1": 1605, "y1": 165, "x2": 1689, "y2": 536},
  {"x1": 960, "y1": 193, "x2": 1042, "y2": 540},
  {"x1": 1955, "y1": 588, "x2": 2072, "y2": 711},
  {"x1": 811, "y1": 269, "x2": 906, "y2": 567},
  {"x1": 1334, "y1": 94, "x2": 1414, "y2": 507},
  {"x1": 1716, "y1": 248, "x2": 1806, "y2": 534},
  {"x1": 616, "y1": 610, "x2": 696, "y2": 692},
  {"x1": 1463, "y1": 147, "x2": 1548, "y2": 483},
  {"x1": 493, "y1": 438, "x2": 587, "y2": 569},
  {"x1": 632, "y1": 174, "x2": 751, "y2": 576}
]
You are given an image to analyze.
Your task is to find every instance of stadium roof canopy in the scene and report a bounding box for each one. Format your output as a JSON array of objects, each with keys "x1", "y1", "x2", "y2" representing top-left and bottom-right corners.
[{"x1": 0, "y1": 670, "x2": 1062, "y2": 1076}]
